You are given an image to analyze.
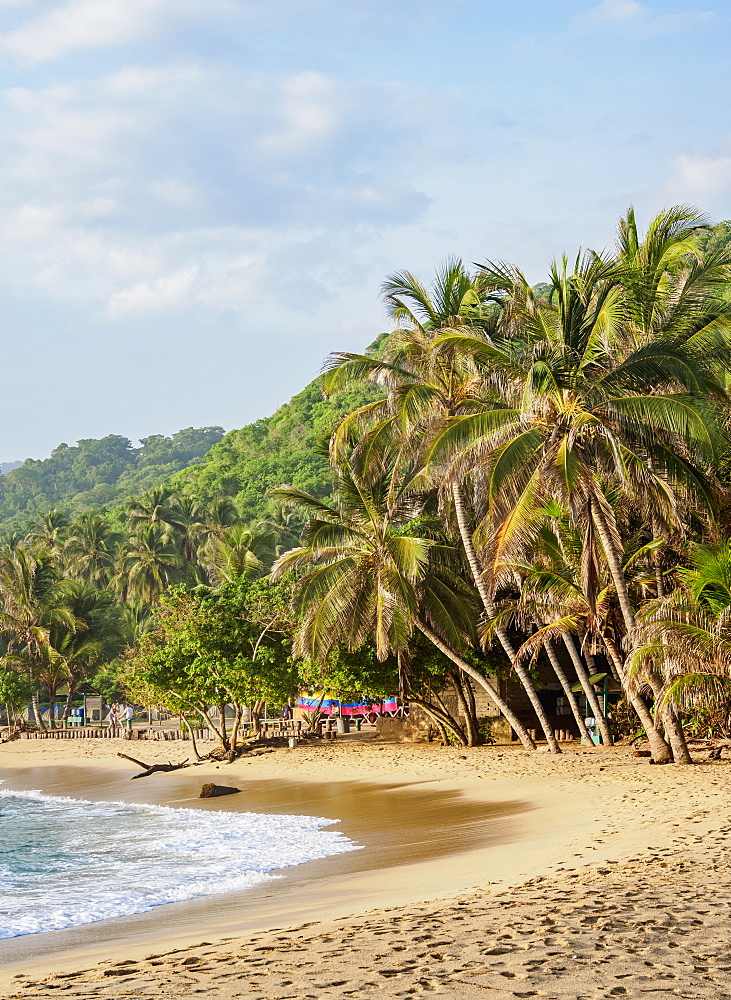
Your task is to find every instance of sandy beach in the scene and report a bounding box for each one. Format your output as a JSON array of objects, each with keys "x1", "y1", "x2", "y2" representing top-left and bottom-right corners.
[{"x1": 1, "y1": 733, "x2": 730, "y2": 998}]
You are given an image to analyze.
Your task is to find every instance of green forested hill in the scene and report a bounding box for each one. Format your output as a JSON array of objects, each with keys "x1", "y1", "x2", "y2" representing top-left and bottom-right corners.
[
  {"x1": 0, "y1": 376, "x2": 381, "y2": 535},
  {"x1": 170, "y1": 380, "x2": 382, "y2": 522},
  {"x1": 0, "y1": 427, "x2": 224, "y2": 533}
]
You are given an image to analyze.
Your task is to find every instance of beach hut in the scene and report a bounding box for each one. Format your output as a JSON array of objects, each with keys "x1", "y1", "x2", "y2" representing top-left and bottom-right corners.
[{"x1": 80, "y1": 683, "x2": 104, "y2": 725}]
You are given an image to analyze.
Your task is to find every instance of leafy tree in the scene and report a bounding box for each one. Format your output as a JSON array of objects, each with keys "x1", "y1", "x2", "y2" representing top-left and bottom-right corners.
[
  {"x1": 0, "y1": 664, "x2": 33, "y2": 725},
  {"x1": 124, "y1": 578, "x2": 297, "y2": 753}
]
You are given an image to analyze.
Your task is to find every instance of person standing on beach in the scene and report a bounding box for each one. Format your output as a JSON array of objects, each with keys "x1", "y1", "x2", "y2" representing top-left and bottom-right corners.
[
  {"x1": 122, "y1": 704, "x2": 134, "y2": 734},
  {"x1": 106, "y1": 704, "x2": 118, "y2": 733}
]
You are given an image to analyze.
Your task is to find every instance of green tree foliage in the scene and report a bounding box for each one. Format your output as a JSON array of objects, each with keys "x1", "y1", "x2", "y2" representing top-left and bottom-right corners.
[
  {"x1": 0, "y1": 663, "x2": 33, "y2": 721},
  {"x1": 124, "y1": 578, "x2": 298, "y2": 751},
  {"x1": 0, "y1": 427, "x2": 224, "y2": 534},
  {"x1": 170, "y1": 381, "x2": 383, "y2": 522}
]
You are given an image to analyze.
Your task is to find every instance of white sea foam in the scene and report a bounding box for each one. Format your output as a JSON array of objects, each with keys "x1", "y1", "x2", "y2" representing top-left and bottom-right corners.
[{"x1": 0, "y1": 788, "x2": 360, "y2": 938}]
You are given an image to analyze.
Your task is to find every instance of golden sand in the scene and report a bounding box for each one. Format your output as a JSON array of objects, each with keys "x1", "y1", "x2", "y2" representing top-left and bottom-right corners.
[{"x1": 0, "y1": 734, "x2": 729, "y2": 998}]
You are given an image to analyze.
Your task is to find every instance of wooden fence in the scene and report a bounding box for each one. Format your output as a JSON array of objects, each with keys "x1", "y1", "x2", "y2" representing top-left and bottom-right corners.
[{"x1": 12, "y1": 720, "x2": 308, "y2": 741}]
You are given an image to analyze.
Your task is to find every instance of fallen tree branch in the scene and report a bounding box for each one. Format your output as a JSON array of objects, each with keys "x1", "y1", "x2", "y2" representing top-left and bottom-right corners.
[{"x1": 117, "y1": 752, "x2": 191, "y2": 778}]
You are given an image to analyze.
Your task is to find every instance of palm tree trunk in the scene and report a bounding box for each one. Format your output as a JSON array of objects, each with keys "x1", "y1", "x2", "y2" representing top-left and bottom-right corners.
[
  {"x1": 542, "y1": 638, "x2": 593, "y2": 744},
  {"x1": 586, "y1": 639, "x2": 620, "y2": 683},
  {"x1": 415, "y1": 617, "x2": 536, "y2": 750},
  {"x1": 590, "y1": 498, "x2": 640, "y2": 632},
  {"x1": 452, "y1": 483, "x2": 560, "y2": 752},
  {"x1": 409, "y1": 694, "x2": 468, "y2": 746},
  {"x1": 662, "y1": 705, "x2": 692, "y2": 764},
  {"x1": 649, "y1": 528, "x2": 692, "y2": 764},
  {"x1": 591, "y1": 498, "x2": 673, "y2": 763},
  {"x1": 61, "y1": 682, "x2": 75, "y2": 725},
  {"x1": 602, "y1": 634, "x2": 672, "y2": 763},
  {"x1": 31, "y1": 687, "x2": 46, "y2": 730},
  {"x1": 647, "y1": 675, "x2": 692, "y2": 765},
  {"x1": 561, "y1": 633, "x2": 613, "y2": 745},
  {"x1": 448, "y1": 671, "x2": 479, "y2": 746}
]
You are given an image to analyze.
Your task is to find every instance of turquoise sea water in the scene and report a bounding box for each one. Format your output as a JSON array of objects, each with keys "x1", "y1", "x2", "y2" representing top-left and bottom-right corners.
[{"x1": 0, "y1": 788, "x2": 359, "y2": 939}]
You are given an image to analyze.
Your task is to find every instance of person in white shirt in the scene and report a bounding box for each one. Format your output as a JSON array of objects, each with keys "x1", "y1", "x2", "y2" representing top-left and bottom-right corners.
[{"x1": 122, "y1": 704, "x2": 134, "y2": 733}]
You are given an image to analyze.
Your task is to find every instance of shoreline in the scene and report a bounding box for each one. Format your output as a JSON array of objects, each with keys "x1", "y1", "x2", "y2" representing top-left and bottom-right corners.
[{"x1": 1, "y1": 736, "x2": 730, "y2": 996}]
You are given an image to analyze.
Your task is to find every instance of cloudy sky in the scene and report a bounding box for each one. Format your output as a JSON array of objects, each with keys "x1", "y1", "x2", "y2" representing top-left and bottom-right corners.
[{"x1": 0, "y1": 0, "x2": 727, "y2": 459}]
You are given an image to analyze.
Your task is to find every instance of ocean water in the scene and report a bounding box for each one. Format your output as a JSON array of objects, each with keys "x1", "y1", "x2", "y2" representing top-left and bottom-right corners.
[{"x1": 0, "y1": 788, "x2": 360, "y2": 939}]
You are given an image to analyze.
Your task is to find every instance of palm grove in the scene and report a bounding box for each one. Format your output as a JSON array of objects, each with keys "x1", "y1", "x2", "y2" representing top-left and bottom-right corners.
[{"x1": 2, "y1": 206, "x2": 731, "y2": 764}]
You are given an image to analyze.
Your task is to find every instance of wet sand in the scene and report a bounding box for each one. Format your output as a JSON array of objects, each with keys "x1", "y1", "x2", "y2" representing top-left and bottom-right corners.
[{"x1": 1, "y1": 735, "x2": 731, "y2": 997}]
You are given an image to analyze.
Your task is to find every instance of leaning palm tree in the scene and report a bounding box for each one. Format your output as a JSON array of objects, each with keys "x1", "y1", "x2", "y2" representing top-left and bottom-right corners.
[
  {"x1": 269, "y1": 456, "x2": 537, "y2": 749},
  {"x1": 322, "y1": 260, "x2": 561, "y2": 750},
  {"x1": 428, "y1": 221, "x2": 731, "y2": 761}
]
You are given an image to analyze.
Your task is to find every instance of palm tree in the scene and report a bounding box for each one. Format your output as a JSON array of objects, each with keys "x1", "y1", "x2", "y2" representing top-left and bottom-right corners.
[
  {"x1": 0, "y1": 548, "x2": 76, "y2": 728},
  {"x1": 428, "y1": 220, "x2": 731, "y2": 761},
  {"x1": 322, "y1": 260, "x2": 560, "y2": 750},
  {"x1": 159, "y1": 494, "x2": 212, "y2": 584},
  {"x1": 628, "y1": 542, "x2": 731, "y2": 720},
  {"x1": 506, "y1": 504, "x2": 622, "y2": 746},
  {"x1": 115, "y1": 525, "x2": 180, "y2": 606},
  {"x1": 270, "y1": 457, "x2": 537, "y2": 749},
  {"x1": 125, "y1": 486, "x2": 178, "y2": 534},
  {"x1": 262, "y1": 504, "x2": 305, "y2": 556},
  {"x1": 63, "y1": 511, "x2": 120, "y2": 586},
  {"x1": 203, "y1": 522, "x2": 276, "y2": 584},
  {"x1": 51, "y1": 583, "x2": 128, "y2": 724},
  {"x1": 26, "y1": 509, "x2": 71, "y2": 559},
  {"x1": 615, "y1": 204, "x2": 731, "y2": 355}
]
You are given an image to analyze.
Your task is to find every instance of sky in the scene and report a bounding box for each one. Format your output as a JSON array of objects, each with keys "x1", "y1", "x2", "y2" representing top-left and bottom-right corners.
[{"x1": 0, "y1": 0, "x2": 728, "y2": 460}]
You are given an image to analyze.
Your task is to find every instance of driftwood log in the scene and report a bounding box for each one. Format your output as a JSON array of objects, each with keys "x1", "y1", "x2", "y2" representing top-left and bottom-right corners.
[
  {"x1": 117, "y1": 752, "x2": 191, "y2": 779},
  {"x1": 686, "y1": 738, "x2": 731, "y2": 760},
  {"x1": 200, "y1": 783, "x2": 240, "y2": 798}
]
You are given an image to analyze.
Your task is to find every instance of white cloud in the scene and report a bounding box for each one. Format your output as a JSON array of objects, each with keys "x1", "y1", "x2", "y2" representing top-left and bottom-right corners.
[
  {"x1": 661, "y1": 152, "x2": 731, "y2": 212},
  {"x1": 106, "y1": 265, "x2": 199, "y2": 317},
  {"x1": 258, "y1": 72, "x2": 342, "y2": 158},
  {"x1": 577, "y1": 0, "x2": 715, "y2": 33},
  {"x1": 589, "y1": 0, "x2": 645, "y2": 21},
  {"x1": 1, "y1": 202, "x2": 59, "y2": 240},
  {"x1": 0, "y1": 0, "x2": 242, "y2": 64},
  {"x1": 0, "y1": 0, "x2": 167, "y2": 63},
  {"x1": 0, "y1": 62, "x2": 442, "y2": 319}
]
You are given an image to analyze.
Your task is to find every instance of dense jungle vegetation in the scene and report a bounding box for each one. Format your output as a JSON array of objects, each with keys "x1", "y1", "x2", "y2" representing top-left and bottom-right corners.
[{"x1": 0, "y1": 427, "x2": 225, "y2": 533}]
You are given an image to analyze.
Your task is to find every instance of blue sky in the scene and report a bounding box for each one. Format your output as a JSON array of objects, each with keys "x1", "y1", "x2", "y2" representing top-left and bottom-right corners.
[{"x1": 0, "y1": 0, "x2": 728, "y2": 459}]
